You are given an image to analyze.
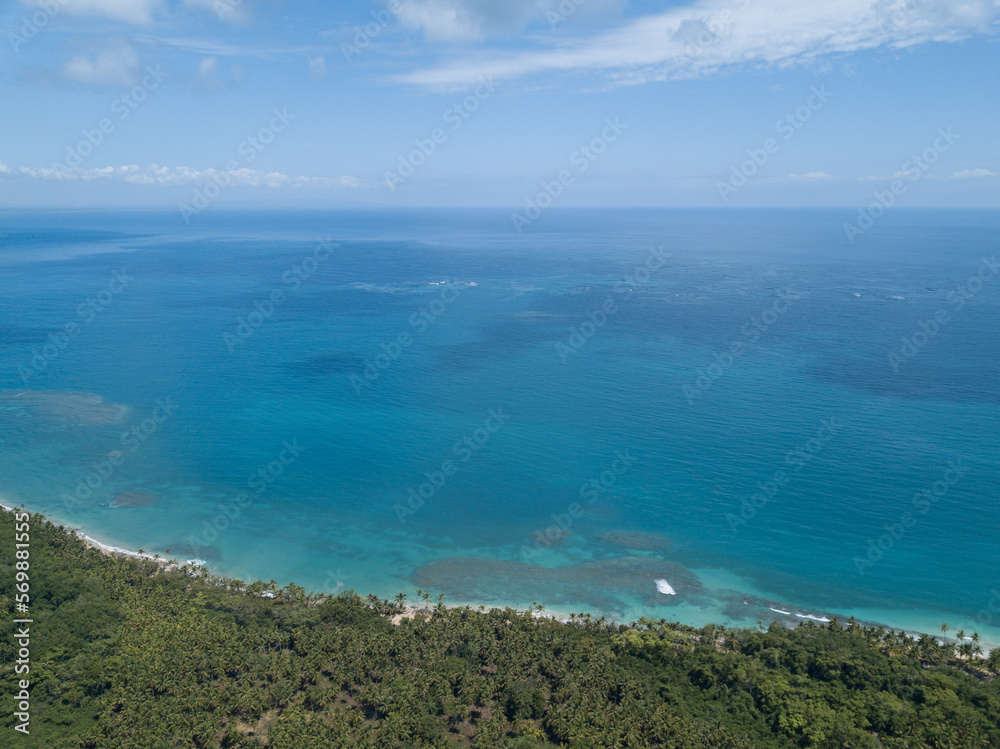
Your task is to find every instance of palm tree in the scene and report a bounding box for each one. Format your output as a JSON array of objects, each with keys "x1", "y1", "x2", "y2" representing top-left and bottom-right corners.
[
  {"x1": 941, "y1": 623, "x2": 949, "y2": 633},
  {"x1": 987, "y1": 648, "x2": 1000, "y2": 671}
]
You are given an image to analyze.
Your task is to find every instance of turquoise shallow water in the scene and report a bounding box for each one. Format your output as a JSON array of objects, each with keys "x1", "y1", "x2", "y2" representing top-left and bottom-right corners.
[{"x1": 1, "y1": 208, "x2": 998, "y2": 645}]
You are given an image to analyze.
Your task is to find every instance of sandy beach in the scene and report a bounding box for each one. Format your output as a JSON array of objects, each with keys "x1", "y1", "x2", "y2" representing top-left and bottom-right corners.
[
  {"x1": 1, "y1": 496, "x2": 186, "y2": 567},
  {"x1": 2, "y1": 499, "x2": 995, "y2": 647}
]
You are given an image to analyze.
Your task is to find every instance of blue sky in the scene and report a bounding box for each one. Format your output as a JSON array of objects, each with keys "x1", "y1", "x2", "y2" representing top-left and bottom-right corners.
[{"x1": 1, "y1": 0, "x2": 998, "y2": 208}]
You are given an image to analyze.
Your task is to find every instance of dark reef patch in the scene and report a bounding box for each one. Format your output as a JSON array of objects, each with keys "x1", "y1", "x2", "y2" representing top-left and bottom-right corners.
[
  {"x1": 287, "y1": 352, "x2": 367, "y2": 377},
  {"x1": 0, "y1": 390, "x2": 130, "y2": 424},
  {"x1": 110, "y1": 492, "x2": 157, "y2": 508},
  {"x1": 595, "y1": 531, "x2": 672, "y2": 552},
  {"x1": 413, "y1": 555, "x2": 703, "y2": 611},
  {"x1": 158, "y1": 543, "x2": 223, "y2": 561}
]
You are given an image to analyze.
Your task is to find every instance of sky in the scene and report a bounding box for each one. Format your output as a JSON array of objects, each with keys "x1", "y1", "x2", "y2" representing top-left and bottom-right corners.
[{"x1": 0, "y1": 0, "x2": 998, "y2": 209}]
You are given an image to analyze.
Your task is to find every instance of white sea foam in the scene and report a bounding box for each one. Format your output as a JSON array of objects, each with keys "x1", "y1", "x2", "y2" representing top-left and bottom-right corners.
[
  {"x1": 75, "y1": 532, "x2": 159, "y2": 561},
  {"x1": 795, "y1": 612, "x2": 831, "y2": 623},
  {"x1": 655, "y1": 579, "x2": 676, "y2": 595},
  {"x1": 186, "y1": 559, "x2": 207, "y2": 567},
  {"x1": 769, "y1": 607, "x2": 791, "y2": 615}
]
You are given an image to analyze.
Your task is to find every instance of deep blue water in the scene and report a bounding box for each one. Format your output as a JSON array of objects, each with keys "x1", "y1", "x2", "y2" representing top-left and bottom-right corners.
[{"x1": 1, "y1": 208, "x2": 998, "y2": 642}]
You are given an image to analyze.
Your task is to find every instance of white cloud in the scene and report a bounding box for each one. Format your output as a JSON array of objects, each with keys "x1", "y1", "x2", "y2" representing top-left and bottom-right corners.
[
  {"x1": 394, "y1": 0, "x2": 538, "y2": 41},
  {"x1": 948, "y1": 168, "x2": 998, "y2": 179},
  {"x1": 308, "y1": 175, "x2": 360, "y2": 188},
  {"x1": 186, "y1": 55, "x2": 244, "y2": 91},
  {"x1": 309, "y1": 55, "x2": 327, "y2": 80},
  {"x1": 0, "y1": 163, "x2": 360, "y2": 189},
  {"x1": 397, "y1": 0, "x2": 1000, "y2": 88},
  {"x1": 33, "y1": 0, "x2": 164, "y2": 25},
  {"x1": 183, "y1": 0, "x2": 249, "y2": 24},
  {"x1": 195, "y1": 56, "x2": 220, "y2": 88},
  {"x1": 859, "y1": 170, "x2": 912, "y2": 182},
  {"x1": 64, "y1": 44, "x2": 139, "y2": 86},
  {"x1": 788, "y1": 172, "x2": 832, "y2": 180},
  {"x1": 393, "y1": 0, "x2": 626, "y2": 40},
  {"x1": 137, "y1": 36, "x2": 320, "y2": 60},
  {"x1": 199, "y1": 56, "x2": 218, "y2": 78}
]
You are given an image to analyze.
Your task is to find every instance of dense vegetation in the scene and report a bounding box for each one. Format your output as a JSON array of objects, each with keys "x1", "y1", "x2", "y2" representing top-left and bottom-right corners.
[{"x1": 3, "y1": 510, "x2": 1000, "y2": 748}]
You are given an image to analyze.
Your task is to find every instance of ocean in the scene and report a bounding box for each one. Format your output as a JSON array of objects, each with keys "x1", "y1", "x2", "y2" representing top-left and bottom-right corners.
[{"x1": 1, "y1": 207, "x2": 998, "y2": 644}]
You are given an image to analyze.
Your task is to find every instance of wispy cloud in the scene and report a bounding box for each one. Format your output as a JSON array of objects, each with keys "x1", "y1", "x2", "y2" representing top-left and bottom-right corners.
[
  {"x1": 198, "y1": 56, "x2": 218, "y2": 82},
  {"x1": 31, "y1": 0, "x2": 165, "y2": 26},
  {"x1": 393, "y1": 0, "x2": 626, "y2": 41},
  {"x1": 138, "y1": 36, "x2": 324, "y2": 60},
  {"x1": 948, "y1": 168, "x2": 998, "y2": 179},
  {"x1": 17, "y1": 0, "x2": 251, "y2": 26},
  {"x1": 308, "y1": 55, "x2": 327, "y2": 80},
  {"x1": 183, "y1": 0, "x2": 249, "y2": 24},
  {"x1": 394, "y1": 0, "x2": 538, "y2": 41},
  {"x1": 396, "y1": 0, "x2": 1000, "y2": 89},
  {"x1": 859, "y1": 170, "x2": 912, "y2": 182},
  {"x1": 789, "y1": 172, "x2": 832, "y2": 180},
  {"x1": 0, "y1": 163, "x2": 360, "y2": 188},
  {"x1": 63, "y1": 43, "x2": 139, "y2": 86}
]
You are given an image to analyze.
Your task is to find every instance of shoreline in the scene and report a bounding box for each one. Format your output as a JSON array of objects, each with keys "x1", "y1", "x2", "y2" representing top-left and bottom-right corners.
[
  {"x1": 0, "y1": 499, "x2": 576, "y2": 623},
  {"x1": 2, "y1": 500, "x2": 995, "y2": 648},
  {"x1": 0, "y1": 498, "x2": 207, "y2": 572}
]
